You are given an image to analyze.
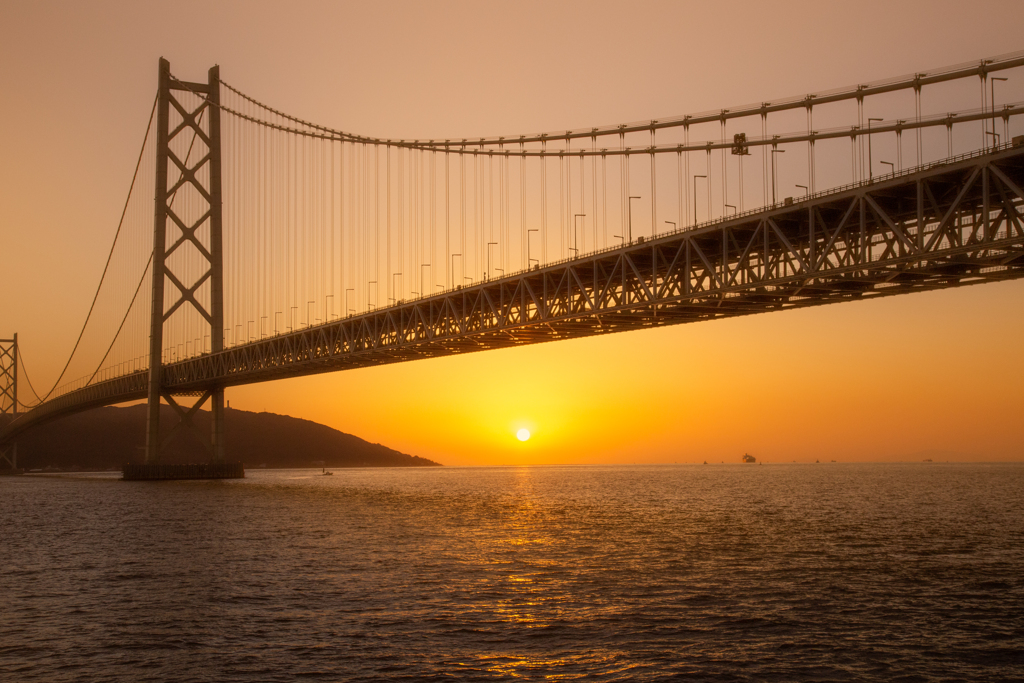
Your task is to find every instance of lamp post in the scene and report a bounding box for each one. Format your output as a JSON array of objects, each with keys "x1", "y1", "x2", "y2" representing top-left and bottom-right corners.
[
  {"x1": 486, "y1": 242, "x2": 498, "y2": 278},
  {"x1": 390, "y1": 273, "x2": 402, "y2": 303},
  {"x1": 573, "y1": 214, "x2": 585, "y2": 255},
  {"x1": 627, "y1": 196, "x2": 641, "y2": 243},
  {"x1": 365, "y1": 284, "x2": 376, "y2": 312},
  {"x1": 880, "y1": 161, "x2": 894, "y2": 176},
  {"x1": 345, "y1": 289, "x2": 355, "y2": 316},
  {"x1": 420, "y1": 264, "x2": 430, "y2": 299},
  {"x1": 362, "y1": 282, "x2": 374, "y2": 313},
  {"x1": 795, "y1": 184, "x2": 808, "y2": 197},
  {"x1": 664, "y1": 220, "x2": 676, "y2": 232},
  {"x1": 527, "y1": 229, "x2": 539, "y2": 267},
  {"x1": 867, "y1": 117, "x2": 883, "y2": 180},
  {"x1": 992, "y1": 77, "x2": 1008, "y2": 148},
  {"x1": 450, "y1": 254, "x2": 461, "y2": 288},
  {"x1": 725, "y1": 204, "x2": 736, "y2": 216},
  {"x1": 693, "y1": 175, "x2": 706, "y2": 225},
  {"x1": 770, "y1": 150, "x2": 785, "y2": 206}
]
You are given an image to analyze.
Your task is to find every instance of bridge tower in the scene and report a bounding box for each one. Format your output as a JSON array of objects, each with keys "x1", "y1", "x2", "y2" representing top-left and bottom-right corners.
[
  {"x1": 143, "y1": 58, "x2": 226, "y2": 467},
  {"x1": 0, "y1": 334, "x2": 17, "y2": 471}
]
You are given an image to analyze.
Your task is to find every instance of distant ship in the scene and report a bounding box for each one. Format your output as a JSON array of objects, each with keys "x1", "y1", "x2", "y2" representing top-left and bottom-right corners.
[{"x1": 742, "y1": 453, "x2": 756, "y2": 463}]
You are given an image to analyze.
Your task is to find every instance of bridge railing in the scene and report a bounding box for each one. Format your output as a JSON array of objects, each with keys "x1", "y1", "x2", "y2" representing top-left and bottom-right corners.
[{"x1": 43, "y1": 355, "x2": 149, "y2": 405}]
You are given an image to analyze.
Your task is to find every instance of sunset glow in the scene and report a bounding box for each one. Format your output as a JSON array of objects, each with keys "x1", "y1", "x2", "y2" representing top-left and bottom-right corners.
[
  {"x1": 4, "y1": 4, "x2": 1023, "y2": 682},
  {"x1": 2, "y1": 1, "x2": 1022, "y2": 468}
]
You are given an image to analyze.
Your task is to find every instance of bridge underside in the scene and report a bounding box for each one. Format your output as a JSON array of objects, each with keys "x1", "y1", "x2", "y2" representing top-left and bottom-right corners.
[{"x1": 5, "y1": 145, "x2": 1024, "y2": 443}]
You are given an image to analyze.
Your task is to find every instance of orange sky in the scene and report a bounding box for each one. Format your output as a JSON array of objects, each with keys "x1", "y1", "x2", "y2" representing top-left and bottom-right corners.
[{"x1": 1, "y1": 0, "x2": 1023, "y2": 465}]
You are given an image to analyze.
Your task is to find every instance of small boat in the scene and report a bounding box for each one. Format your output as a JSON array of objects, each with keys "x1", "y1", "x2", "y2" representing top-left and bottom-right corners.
[{"x1": 322, "y1": 468, "x2": 333, "y2": 476}]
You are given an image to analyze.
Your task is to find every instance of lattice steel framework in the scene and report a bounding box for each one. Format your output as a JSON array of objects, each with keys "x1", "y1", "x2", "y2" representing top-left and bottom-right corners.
[
  {"x1": 145, "y1": 59, "x2": 225, "y2": 464},
  {"x1": 0, "y1": 335, "x2": 17, "y2": 469}
]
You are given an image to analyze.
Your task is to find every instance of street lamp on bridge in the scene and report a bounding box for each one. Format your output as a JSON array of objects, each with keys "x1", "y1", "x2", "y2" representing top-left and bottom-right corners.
[
  {"x1": 868, "y1": 117, "x2": 883, "y2": 180},
  {"x1": 991, "y1": 77, "x2": 1008, "y2": 148},
  {"x1": 628, "y1": 197, "x2": 641, "y2": 243},
  {"x1": 693, "y1": 176, "x2": 706, "y2": 225},
  {"x1": 572, "y1": 214, "x2": 585, "y2": 255},
  {"x1": 487, "y1": 242, "x2": 498, "y2": 278},
  {"x1": 450, "y1": 254, "x2": 461, "y2": 288},
  {"x1": 366, "y1": 282, "x2": 377, "y2": 311},
  {"x1": 420, "y1": 264, "x2": 431, "y2": 299},
  {"x1": 770, "y1": 150, "x2": 785, "y2": 206},
  {"x1": 390, "y1": 273, "x2": 402, "y2": 304}
]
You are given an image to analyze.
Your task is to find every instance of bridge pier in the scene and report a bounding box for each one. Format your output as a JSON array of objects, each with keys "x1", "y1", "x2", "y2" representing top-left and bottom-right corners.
[{"x1": 0, "y1": 443, "x2": 18, "y2": 475}]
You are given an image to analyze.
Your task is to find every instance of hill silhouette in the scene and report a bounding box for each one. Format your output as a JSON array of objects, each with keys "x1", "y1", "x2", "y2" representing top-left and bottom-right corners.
[{"x1": 0, "y1": 405, "x2": 441, "y2": 470}]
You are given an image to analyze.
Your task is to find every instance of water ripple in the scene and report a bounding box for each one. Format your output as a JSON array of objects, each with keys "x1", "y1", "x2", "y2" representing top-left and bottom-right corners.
[{"x1": 1, "y1": 464, "x2": 1022, "y2": 681}]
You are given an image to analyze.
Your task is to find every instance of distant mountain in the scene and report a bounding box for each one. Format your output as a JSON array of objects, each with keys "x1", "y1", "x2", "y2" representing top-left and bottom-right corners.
[{"x1": 0, "y1": 405, "x2": 441, "y2": 470}]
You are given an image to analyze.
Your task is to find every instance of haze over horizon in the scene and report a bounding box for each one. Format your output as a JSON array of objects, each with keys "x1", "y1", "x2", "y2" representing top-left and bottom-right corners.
[{"x1": 2, "y1": 0, "x2": 1023, "y2": 466}]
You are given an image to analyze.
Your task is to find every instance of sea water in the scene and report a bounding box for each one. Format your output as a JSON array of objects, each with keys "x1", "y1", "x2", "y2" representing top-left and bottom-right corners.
[{"x1": 1, "y1": 463, "x2": 1022, "y2": 681}]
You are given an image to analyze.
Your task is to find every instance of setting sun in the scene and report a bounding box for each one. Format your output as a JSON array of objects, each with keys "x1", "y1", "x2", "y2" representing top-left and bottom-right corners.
[{"x1": 516, "y1": 428, "x2": 531, "y2": 442}]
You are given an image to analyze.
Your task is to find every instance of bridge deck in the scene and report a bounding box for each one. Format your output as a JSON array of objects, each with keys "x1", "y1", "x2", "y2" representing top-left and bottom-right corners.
[{"x1": 4, "y1": 144, "x2": 1024, "y2": 443}]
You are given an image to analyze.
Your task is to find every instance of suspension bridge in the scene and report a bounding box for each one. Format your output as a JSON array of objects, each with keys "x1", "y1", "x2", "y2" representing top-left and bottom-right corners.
[{"x1": 2, "y1": 53, "x2": 1024, "y2": 476}]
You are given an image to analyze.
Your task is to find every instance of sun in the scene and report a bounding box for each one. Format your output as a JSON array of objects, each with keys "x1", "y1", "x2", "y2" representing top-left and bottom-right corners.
[{"x1": 516, "y1": 428, "x2": 531, "y2": 442}]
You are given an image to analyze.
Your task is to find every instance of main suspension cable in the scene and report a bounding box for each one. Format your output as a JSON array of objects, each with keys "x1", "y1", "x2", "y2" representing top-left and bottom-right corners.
[
  {"x1": 31, "y1": 94, "x2": 158, "y2": 405},
  {"x1": 84, "y1": 253, "x2": 153, "y2": 387},
  {"x1": 15, "y1": 348, "x2": 43, "y2": 408}
]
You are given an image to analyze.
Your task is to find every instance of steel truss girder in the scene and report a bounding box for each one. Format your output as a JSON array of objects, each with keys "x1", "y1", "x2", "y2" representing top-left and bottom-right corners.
[
  {"x1": 4, "y1": 146, "x2": 1024, "y2": 445},
  {"x1": 155, "y1": 145, "x2": 1024, "y2": 390}
]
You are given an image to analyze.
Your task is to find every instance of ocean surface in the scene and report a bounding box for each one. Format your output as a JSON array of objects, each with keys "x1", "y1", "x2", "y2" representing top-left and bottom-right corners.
[{"x1": 1, "y1": 464, "x2": 1022, "y2": 681}]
